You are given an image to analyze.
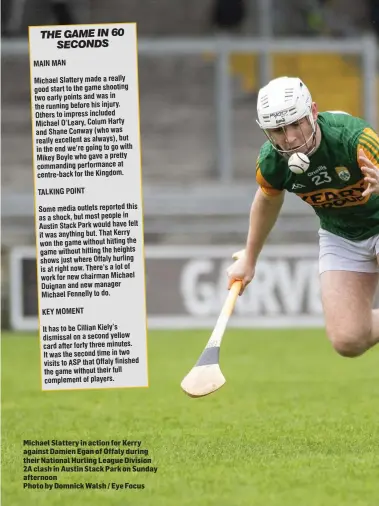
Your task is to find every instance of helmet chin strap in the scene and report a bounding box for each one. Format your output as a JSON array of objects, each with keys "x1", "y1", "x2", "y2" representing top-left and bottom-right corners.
[
  {"x1": 303, "y1": 129, "x2": 318, "y2": 156},
  {"x1": 265, "y1": 115, "x2": 318, "y2": 158},
  {"x1": 302, "y1": 115, "x2": 318, "y2": 156}
]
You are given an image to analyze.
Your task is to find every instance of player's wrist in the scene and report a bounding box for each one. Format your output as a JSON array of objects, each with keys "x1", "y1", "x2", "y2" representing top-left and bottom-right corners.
[{"x1": 243, "y1": 246, "x2": 258, "y2": 268}]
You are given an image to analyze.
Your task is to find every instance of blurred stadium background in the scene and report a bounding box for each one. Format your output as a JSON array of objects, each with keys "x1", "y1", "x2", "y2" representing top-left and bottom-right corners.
[{"x1": 2, "y1": 0, "x2": 379, "y2": 330}]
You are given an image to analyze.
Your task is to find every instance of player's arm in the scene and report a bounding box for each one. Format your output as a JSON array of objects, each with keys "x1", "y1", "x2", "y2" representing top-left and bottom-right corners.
[
  {"x1": 356, "y1": 127, "x2": 379, "y2": 197},
  {"x1": 244, "y1": 163, "x2": 284, "y2": 268},
  {"x1": 227, "y1": 159, "x2": 284, "y2": 294}
]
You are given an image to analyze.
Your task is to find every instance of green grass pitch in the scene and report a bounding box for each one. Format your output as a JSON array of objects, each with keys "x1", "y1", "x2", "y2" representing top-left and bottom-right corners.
[{"x1": 2, "y1": 329, "x2": 378, "y2": 506}]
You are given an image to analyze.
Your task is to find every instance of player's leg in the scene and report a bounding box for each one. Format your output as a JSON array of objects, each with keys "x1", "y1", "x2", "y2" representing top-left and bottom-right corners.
[
  {"x1": 319, "y1": 229, "x2": 379, "y2": 357},
  {"x1": 320, "y1": 270, "x2": 379, "y2": 357}
]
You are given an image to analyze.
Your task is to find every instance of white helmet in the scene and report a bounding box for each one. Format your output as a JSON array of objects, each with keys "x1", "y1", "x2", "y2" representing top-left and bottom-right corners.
[{"x1": 256, "y1": 76, "x2": 317, "y2": 155}]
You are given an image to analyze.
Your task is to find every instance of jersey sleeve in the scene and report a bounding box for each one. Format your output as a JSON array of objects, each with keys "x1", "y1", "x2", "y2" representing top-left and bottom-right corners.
[
  {"x1": 356, "y1": 127, "x2": 379, "y2": 168},
  {"x1": 255, "y1": 157, "x2": 283, "y2": 197}
]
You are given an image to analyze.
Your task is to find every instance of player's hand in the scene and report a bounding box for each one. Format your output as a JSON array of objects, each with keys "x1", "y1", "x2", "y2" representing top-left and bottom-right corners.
[
  {"x1": 226, "y1": 256, "x2": 255, "y2": 295},
  {"x1": 359, "y1": 149, "x2": 379, "y2": 197}
]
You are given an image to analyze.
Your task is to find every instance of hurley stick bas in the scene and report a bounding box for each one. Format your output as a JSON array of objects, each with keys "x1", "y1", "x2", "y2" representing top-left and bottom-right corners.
[{"x1": 180, "y1": 249, "x2": 245, "y2": 397}]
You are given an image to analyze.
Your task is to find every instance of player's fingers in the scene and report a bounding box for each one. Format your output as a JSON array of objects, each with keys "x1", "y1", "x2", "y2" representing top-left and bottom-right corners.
[
  {"x1": 359, "y1": 150, "x2": 376, "y2": 168},
  {"x1": 358, "y1": 152, "x2": 369, "y2": 165},
  {"x1": 362, "y1": 160, "x2": 378, "y2": 171},
  {"x1": 360, "y1": 166, "x2": 378, "y2": 177},
  {"x1": 362, "y1": 186, "x2": 373, "y2": 197},
  {"x1": 227, "y1": 274, "x2": 246, "y2": 294},
  {"x1": 227, "y1": 275, "x2": 240, "y2": 290},
  {"x1": 240, "y1": 276, "x2": 253, "y2": 295},
  {"x1": 363, "y1": 172, "x2": 377, "y2": 179},
  {"x1": 364, "y1": 176, "x2": 377, "y2": 185},
  {"x1": 361, "y1": 164, "x2": 377, "y2": 171},
  {"x1": 359, "y1": 160, "x2": 377, "y2": 173},
  {"x1": 237, "y1": 280, "x2": 247, "y2": 296},
  {"x1": 226, "y1": 275, "x2": 232, "y2": 290}
]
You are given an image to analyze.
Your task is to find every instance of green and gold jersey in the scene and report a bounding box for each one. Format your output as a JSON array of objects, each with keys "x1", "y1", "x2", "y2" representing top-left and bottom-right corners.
[{"x1": 256, "y1": 111, "x2": 379, "y2": 241}]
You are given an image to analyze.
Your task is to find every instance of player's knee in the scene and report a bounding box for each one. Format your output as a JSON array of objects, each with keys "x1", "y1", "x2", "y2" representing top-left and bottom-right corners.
[
  {"x1": 333, "y1": 340, "x2": 365, "y2": 358},
  {"x1": 327, "y1": 329, "x2": 370, "y2": 358}
]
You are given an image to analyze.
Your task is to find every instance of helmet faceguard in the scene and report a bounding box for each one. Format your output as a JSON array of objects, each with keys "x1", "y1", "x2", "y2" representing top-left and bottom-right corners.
[{"x1": 256, "y1": 77, "x2": 318, "y2": 157}]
